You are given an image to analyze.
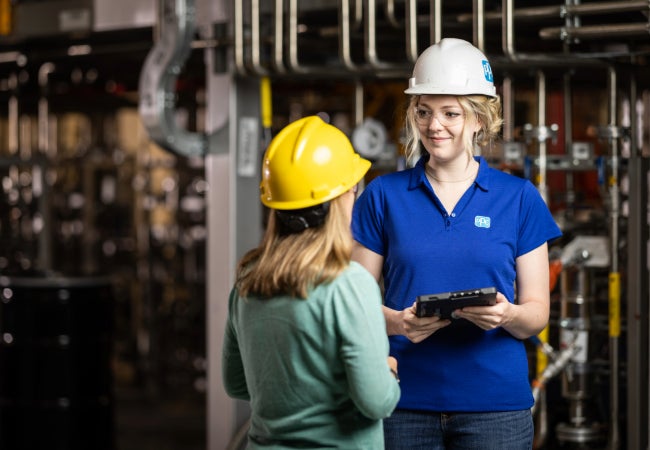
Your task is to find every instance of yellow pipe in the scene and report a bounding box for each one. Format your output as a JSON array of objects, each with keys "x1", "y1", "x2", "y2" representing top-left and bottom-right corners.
[
  {"x1": 260, "y1": 77, "x2": 272, "y2": 129},
  {"x1": 536, "y1": 325, "x2": 549, "y2": 378},
  {"x1": 609, "y1": 272, "x2": 620, "y2": 338},
  {"x1": 0, "y1": 0, "x2": 12, "y2": 35}
]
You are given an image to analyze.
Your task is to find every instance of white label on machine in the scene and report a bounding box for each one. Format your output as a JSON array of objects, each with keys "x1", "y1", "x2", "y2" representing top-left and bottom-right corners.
[
  {"x1": 560, "y1": 329, "x2": 589, "y2": 364},
  {"x1": 238, "y1": 117, "x2": 259, "y2": 178}
]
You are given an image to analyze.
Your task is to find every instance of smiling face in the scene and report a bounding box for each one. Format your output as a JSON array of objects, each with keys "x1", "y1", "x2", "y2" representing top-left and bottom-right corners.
[{"x1": 415, "y1": 95, "x2": 480, "y2": 165}]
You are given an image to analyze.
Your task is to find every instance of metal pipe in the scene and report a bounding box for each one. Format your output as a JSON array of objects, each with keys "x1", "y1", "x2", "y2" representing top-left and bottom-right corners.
[
  {"x1": 352, "y1": 0, "x2": 362, "y2": 30},
  {"x1": 354, "y1": 80, "x2": 364, "y2": 126},
  {"x1": 563, "y1": 71, "x2": 576, "y2": 217},
  {"x1": 501, "y1": 0, "x2": 608, "y2": 65},
  {"x1": 365, "y1": 0, "x2": 394, "y2": 68},
  {"x1": 286, "y1": 0, "x2": 359, "y2": 74},
  {"x1": 502, "y1": 0, "x2": 518, "y2": 62},
  {"x1": 8, "y1": 73, "x2": 18, "y2": 155},
  {"x1": 37, "y1": 63, "x2": 55, "y2": 157},
  {"x1": 606, "y1": 65, "x2": 621, "y2": 450},
  {"x1": 473, "y1": 0, "x2": 485, "y2": 52},
  {"x1": 138, "y1": 0, "x2": 208, "y2": 157},
  {"x1": 460, "y1": 0, "x2": 650, "y2": 22},
  {"x1": 250, "y1": 0, "x2": 268, "y2": 75},
  {"x1": 272, "y1": 0, "x2": 286, "y2": 73},
  {"x1": 365, "y1": 0, "x2": 414, "y2": 70},
  {"x1": 429, "y1": 0, "x2": 441, "y2": 46},
  {"x1": 385, "y1": 0, "x2": 400, "y2": 28},
  {"x1": 37, "y1": 62, "x2": 55, "y2": 272},
  {"x1": 537, "y1": 70, "x2": 548, "y2": 204},
  {"x1": 286, "y1": 0, "x2": 306, "y2": 73},
  {"x1": 233, "y1": 0, "x2": 246, "y2": 75},
  {"x1": 540, "y1": 22, "x2": 650, "y2": 40},
  {"x1": 340, "y1": 0, "x2": 360, "y2": 71},
  {"x1": 502, "y1": 75, "x2": 514, "y2": 142},
  {"x1": 405, "y1": 0, "x2": 418, "y2": 63}
]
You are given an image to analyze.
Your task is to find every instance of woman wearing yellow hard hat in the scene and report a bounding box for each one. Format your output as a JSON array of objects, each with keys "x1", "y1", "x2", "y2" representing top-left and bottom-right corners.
[{"x1": 222, "y1": 115, "x2": 400, "y2": 449}]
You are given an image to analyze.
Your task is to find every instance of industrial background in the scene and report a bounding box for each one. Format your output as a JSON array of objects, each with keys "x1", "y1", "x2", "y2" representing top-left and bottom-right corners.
[{"x1": 0, "y1": 0, "x2": 648, "y2": 449}]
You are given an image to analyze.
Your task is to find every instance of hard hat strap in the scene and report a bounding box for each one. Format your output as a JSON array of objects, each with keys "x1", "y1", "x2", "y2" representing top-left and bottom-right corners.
[{"x1": 276, "y1": 202, "x2": 330, "y2": 234}]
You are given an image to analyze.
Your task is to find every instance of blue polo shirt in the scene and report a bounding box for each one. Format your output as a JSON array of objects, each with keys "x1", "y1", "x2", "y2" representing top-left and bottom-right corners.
[{"x1": 352, "y1": 156, "x2": 562, "y2": 412}]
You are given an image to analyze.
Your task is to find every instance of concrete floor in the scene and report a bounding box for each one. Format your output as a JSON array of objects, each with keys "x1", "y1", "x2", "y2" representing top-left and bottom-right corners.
[{"x1": 115, "y1": 387, "x2": 206, "y2": 450}]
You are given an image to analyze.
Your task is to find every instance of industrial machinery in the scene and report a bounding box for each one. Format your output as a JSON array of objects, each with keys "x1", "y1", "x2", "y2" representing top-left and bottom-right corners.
[{"x1": 0, "y1": 1, "x2": 649, "y2": 450}]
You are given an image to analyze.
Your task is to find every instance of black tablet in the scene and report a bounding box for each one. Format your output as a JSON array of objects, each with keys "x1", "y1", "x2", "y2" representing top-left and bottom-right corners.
[{"x1": 415, "y1": 287, "x2": 497, "y2": 319}]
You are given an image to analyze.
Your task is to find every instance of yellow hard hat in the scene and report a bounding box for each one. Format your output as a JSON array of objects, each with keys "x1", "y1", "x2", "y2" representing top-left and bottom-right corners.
[{"x1": 260, "y1": 116, "x2": 371, "y2": 210}]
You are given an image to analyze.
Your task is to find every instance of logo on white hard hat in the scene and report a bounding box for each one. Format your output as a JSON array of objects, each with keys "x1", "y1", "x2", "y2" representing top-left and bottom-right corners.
[{"x1": 482, "y1": 60, "x2": 493, "y2": 83}]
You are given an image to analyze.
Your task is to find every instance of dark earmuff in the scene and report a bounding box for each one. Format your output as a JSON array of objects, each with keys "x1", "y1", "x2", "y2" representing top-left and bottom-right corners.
[{"x1": 276, "y1": 202, "x2": 330, "y2": 235}]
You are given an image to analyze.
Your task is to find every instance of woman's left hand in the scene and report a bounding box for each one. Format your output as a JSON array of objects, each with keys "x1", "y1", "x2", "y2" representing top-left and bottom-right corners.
[{"x1": 452, "y1": 292, "x2": 512, "y2": 330}]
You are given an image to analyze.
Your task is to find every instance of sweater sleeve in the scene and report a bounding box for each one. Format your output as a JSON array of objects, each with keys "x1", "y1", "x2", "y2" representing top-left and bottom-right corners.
[
  {"x1": 334, "y1": 264, "x2": 400, "y2": 419},
  {"x1": 221, "y1": 288, "x2": 250, "y2": 400}
]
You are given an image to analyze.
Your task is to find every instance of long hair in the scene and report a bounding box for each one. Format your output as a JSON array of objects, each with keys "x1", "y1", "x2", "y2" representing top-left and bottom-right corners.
[
  {"x1": 235, "y1": 195, "x2": 352, "y2": 299},
  {"x1": 402, "y1": 94, "x2": 503, "y2": 167}
]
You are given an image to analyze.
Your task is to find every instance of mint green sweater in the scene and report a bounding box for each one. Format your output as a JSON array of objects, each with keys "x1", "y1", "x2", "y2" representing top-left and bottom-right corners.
[{"x1": 222, "y1": 261, "x2": 400, "y2": 449}]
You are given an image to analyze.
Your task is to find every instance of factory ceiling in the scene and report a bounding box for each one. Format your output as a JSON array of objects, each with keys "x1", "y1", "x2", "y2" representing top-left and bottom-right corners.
[{"x1": 0, "y1": 0, "x2": 648, "y2": 94}]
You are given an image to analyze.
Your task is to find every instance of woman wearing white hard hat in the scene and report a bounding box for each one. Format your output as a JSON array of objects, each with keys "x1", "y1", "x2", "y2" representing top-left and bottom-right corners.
[
  {"x1": 352, "y1": 38, "x2": 561, "y2": 449},
  {"x1": 222, "y1": 116, "x2": 400, "y2": 449}
]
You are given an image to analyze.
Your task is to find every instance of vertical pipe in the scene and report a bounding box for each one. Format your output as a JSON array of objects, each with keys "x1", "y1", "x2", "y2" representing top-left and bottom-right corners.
[
  {"x1": 502, "y1": 75, "x2": 514, "y2": 142},
  {"x1": 250, "y1": 0, "x2": 268, "y2": 75},
  {"x1": 625, "y1": 73, "x2": 649, "y2": 450},
  {"x1": 473, "y1": 0, "x2": 485, "y2": 52},
  {"x1": 37, "y1": 63, "x2": 55, "y2": 272},
  {"x1": 339, "y1": 0, "x2": 359, "y2": 71},
  {"x1": 8, "y1": 73, "x2": 18, "y2": 156},
  {"x1": 564, "y1": 71, "x2": 576, "y2": 219},
  {"x1": 536, "y1": 70, "x2": 548, "y2": 204},
  {"x1": 405, "y1": 0, "x2": 418, "y2": 62},
  {"x1": 606, "y1": 66, "x2": 621, "y2": 450},
  {"x1": 502, "y1": 0, "x2": 518, "y2": 61},
  {"x1": 354, "y1": 80, "x2": 364, "y2": 127},
  {"x1": 272, "y1": 0, "x2": 286, "y2": 73},
  {"x1": 429, "y1": 0, "x2": 441, "y2": 45},
  {"x1": 233, "y1": 0, "x2": 246, "y2": 75}
]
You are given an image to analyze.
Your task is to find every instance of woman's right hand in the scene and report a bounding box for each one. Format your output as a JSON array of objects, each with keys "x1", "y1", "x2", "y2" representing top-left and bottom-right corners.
[{"x1": 385, "y1": 303, "x2": 450, "y2": 343}]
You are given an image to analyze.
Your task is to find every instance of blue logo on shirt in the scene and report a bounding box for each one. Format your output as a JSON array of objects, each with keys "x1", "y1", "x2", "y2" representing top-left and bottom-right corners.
[
  {"x1": 482, "y1": 61, "x2": 493, "y2": 83},
  {"x1": 475, "y1": 216, "x2": 491, "y2": 228}
]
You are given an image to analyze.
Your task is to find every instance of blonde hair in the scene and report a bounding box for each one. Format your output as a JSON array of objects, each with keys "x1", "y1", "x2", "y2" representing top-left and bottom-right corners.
[
  {"x1": 235, "y1": 196, "x2": 352, "y2": 299},
  {"x1": 403, "y1": 94, "x2": 503, "y2": 167}
]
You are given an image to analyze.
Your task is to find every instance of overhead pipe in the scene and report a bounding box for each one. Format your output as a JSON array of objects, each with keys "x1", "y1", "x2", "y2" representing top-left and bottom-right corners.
[
  {"x1": 284, "y1": 0, "x2": 357, "y2": 75},
  {"x1": 364, "y1": 0, "x2": 410, "y2": 71},
  {"x1": 540, "y1": 22, "x2": 650, "y2": 41},
  {"x1": 138, "y1": 0, "x2": 208, "y2": 157},
  {"x1": 461, "y1": 1, "x2": 650, "y2": 23},
  {"x1": 501, "y1": 0, "x2": 609, "y2": 65}
]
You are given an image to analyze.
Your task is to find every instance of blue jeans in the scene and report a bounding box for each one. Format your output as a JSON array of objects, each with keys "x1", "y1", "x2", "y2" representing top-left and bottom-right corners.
[{"x1": 384, "y1": 409, "x2": 533, "y2": 450}]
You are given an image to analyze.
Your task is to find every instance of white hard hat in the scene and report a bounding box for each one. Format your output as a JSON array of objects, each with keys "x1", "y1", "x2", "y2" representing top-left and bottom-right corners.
[{"x1": 405, "y1": 38, "x2": 497, "y2": 97}]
